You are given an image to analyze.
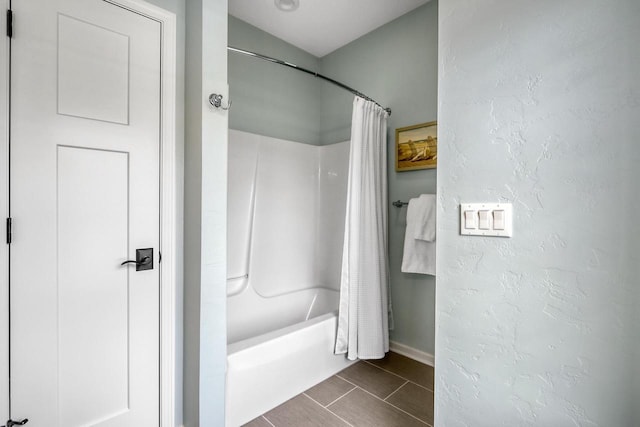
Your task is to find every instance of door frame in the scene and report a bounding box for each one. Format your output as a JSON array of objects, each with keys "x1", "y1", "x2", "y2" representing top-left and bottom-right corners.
[
  {"x1": 0, "y1": 0, "x2": 179, "y2": 425},
  {"x1": 1, "y1": 0, "x2": 9, "y2": 423}
]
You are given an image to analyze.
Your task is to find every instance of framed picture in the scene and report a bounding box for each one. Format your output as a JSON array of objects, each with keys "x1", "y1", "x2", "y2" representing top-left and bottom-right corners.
[{"x1": 395, "y1": 121, "x2": 437, "y2": 171}]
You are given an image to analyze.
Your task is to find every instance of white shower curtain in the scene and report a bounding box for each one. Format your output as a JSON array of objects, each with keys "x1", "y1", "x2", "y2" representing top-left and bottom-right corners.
[{"x1": 335, "y1": 96, "x2": 391, "y2": 360}]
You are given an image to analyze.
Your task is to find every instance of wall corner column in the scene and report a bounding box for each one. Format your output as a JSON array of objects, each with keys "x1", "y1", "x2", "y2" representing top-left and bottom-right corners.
[{"x1": 184, "y1": 0, "x2": 228, "y2": 425}]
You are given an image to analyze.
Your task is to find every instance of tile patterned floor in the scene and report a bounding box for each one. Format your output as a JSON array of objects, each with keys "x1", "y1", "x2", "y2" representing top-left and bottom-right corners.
[{"x1": 244, "y1": 352, "x2": 434, "y2": 427}]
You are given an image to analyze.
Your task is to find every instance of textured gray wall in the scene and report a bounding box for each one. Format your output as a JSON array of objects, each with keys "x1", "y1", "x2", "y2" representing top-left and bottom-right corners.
[
  {"x1": 228, "y1": 16, "x2": 322, "y2": 145},
  {"x1": 320, "y1": 2, "x2": 438, "y2": 356},
  {"x1": 437, "y1": 0, "x2": 640, "y2": 425}
]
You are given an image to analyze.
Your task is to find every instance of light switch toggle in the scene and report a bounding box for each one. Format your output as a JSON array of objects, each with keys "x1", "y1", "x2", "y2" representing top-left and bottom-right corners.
[
  {"x1": 464, "y1": 210, "x2": 477, "y2": 229},
  {"x1": 478, "y1": 210, "x2": 490, "y2": 229},
  {"x1": 493, "y1": 210, "x2": 505, "y2": 230}
]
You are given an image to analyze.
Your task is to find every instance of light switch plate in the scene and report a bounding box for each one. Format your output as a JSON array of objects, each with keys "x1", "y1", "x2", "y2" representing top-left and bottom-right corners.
[{"x1": 460, "y1": 203, "x2": 513, "y2": 237}]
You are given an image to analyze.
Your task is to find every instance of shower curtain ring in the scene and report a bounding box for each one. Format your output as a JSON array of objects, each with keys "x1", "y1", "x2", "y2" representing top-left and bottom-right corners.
[{"x1": 209, "y1": 93, "x2": 232, "y2": 111}]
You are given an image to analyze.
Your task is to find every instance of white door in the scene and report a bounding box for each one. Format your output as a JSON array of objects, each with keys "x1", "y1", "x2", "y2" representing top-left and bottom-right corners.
[{"x1": 9, "y1": 0, "x2": 161, "y2": 425}]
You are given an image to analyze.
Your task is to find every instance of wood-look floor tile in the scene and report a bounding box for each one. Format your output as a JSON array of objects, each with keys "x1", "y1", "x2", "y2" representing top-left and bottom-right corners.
[
  {"x1": 338, "y1": 361, "x2": 406, "y2": 399},
  {"x1": 243, "y1": 416, "x2": 273, "y2": 427},
  {"x1": 305, "y1": 375, "x2": 355, "y2": 406},
  {"x1": 368, "y1": 352, "x2": 434, "y2": 390},
  {"x1": 328, "y1": 388, "x2": 427, "y2": 427},
  {"x1": 264, "y1": 394, "x2": 350, "y2": 427},
  {"x1": 386, "y1": 382, "x2": 434, "y2": 425}
]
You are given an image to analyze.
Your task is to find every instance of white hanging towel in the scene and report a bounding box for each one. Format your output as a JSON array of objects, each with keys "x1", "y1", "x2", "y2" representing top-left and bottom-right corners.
[{"x1": 401, "y1": 194, "x2": 436, "y2": 275}]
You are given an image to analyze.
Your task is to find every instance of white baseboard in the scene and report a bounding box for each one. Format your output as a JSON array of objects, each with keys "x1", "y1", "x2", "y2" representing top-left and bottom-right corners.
[{"x1": 389, "y1": 341, "x2": 434, "y2": 367}]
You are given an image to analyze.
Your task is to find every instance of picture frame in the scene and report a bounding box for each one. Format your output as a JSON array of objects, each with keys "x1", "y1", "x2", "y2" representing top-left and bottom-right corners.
[{"x1": 395, "y1": 121, "x2": 437, "y2": 171}]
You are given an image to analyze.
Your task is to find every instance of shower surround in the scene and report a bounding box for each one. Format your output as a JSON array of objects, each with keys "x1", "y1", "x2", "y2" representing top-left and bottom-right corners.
[{"x1": 225, "y1": 130, "x2": 354, "y2": 426}]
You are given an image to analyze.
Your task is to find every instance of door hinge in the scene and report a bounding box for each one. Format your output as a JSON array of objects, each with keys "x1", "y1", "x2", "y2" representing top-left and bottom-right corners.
[
  {"x1": 6, "y1": 218, "x2": 11, "y2": 244},
  {"x1": 6, "y1": 9, "x2": 13, "y2": 38}
]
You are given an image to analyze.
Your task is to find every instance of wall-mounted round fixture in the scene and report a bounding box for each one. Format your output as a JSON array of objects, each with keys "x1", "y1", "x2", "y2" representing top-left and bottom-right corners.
[{"x1": 274, "y1": 0, "x2": 299, "y2": 12}]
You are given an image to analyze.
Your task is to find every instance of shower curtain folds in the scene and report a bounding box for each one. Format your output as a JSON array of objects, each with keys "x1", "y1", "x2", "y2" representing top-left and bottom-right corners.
[{"x1": 335, "y1": 97, "x2": 391, "y2": 360}]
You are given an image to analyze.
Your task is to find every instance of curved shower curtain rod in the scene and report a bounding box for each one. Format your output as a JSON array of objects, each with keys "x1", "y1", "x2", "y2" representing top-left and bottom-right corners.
[{"x1": 228, "y1": 46, "x2": 392, "y2": 116}]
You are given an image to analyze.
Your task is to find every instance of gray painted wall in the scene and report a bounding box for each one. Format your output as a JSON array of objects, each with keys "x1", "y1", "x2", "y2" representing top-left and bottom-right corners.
[
  {"x1": 228, "y1": 16, "x2": 322, "y2": 145},
  {"x1": 437, "y1": 0, "x2": 640, "y2": 425},
  {"x1": 185, "y1": 0, "x2": 228, "y2": 425},
  {"x1": 150, "y1": 2, "x2": 228, "y2": 424},
  {"x1": 636, "y1": 297, "x2": 640, "y2": 424},
  {"x1": 320, "y1": 2, "x2": 438, "y2": 356}
]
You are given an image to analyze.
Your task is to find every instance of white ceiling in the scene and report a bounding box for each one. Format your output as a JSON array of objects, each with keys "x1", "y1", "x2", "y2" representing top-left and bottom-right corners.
[{"x1": 229, "y1": 0, "x2": 431, "y2": 58}]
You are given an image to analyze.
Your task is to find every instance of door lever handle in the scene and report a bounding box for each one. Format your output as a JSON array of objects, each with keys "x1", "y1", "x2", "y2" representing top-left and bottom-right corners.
[
  {"x1": 5, "y1": 419, "x2": 29, "y2": 427},
  {"x1": 120, "y1": 256, "x2": 150, "y2": 267},
  {"x1": 120, "y1": 248, "x2": 154, "y2": 271}
]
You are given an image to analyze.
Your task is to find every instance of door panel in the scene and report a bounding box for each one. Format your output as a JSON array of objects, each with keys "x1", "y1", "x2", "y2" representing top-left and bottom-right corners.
[
  {"x1": 57, "y1": 146, "x2": 130, "y2": 426},
  {"x1": 57, "y1": 14, "x2": 131, "y2": 124},
  {"x1": 10, "y1": 1, "x2": 161, "y2": 425}
]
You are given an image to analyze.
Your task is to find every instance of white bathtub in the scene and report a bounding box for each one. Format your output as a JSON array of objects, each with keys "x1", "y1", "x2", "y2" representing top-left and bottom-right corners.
[{"x1": 225, "y1": 287, "x2": 355, "y2": 427}]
